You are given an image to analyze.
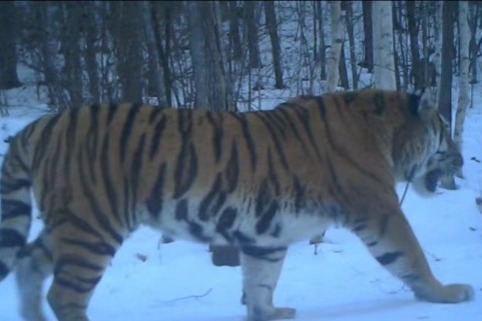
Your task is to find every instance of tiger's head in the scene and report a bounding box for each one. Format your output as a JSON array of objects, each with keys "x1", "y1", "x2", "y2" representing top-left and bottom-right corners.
[{"x1": 392, "y1": 89, "x2": 463, "y2": 196}]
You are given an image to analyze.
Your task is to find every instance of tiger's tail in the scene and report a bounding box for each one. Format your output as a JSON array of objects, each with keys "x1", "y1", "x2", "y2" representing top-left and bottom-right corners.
[{"x1": 0, "y1": 137, "x2": 32, "y2": 281}]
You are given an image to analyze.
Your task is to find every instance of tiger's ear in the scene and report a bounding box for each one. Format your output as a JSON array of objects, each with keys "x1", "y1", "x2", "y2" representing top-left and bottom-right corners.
[{"x1": 416, "y1": 88, "x2": 437, "y2": 122}]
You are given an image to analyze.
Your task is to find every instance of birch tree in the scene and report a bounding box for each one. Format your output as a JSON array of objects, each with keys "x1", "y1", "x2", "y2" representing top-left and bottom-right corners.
[
  {"x1": 326, "y1": 1, "x2": 344, "y2": 92},
  {"x1": 453, "y1": 1, "x2": 470, "y2": 177},
  {"x1": 433, "y1": 1, "x2": 443, "y2": 94},
  {"x1": 438, "y1": 1, "x2": 457, "y2": 189},
  {"x1": 372, "y1": 1, "x2": 396, "y2": 90}
]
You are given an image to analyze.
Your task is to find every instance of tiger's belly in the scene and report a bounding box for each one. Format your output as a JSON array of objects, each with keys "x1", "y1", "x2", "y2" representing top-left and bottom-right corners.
[{"x1": 143, "y1": 199, "x2": 330, "y2": 248}]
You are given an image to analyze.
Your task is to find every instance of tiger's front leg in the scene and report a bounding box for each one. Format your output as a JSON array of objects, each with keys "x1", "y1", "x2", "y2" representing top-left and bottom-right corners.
[
  {"x1": 352, "y1": 206, "x2": 474, "y2": 303},
  {"x1": 240, "y1": 246, "x2": 295, "y2": 321}
]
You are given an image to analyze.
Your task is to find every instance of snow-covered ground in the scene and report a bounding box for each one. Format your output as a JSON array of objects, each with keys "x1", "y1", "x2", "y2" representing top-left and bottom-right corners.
[{"x1": 1, "y1": 79, "x2": 482, "y2": 321}]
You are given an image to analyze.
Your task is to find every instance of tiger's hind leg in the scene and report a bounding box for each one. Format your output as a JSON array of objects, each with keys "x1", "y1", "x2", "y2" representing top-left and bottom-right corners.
[
  {"x1": 15, "y1": 230, "x2": 54, "y2": 321},
  {"x1": 351, "y1": 205, "x2": 474, "y2": 303},
  {"x1": 45, "y1": 218, "x2": 123, "y2": 321},
  {"x1": 240, "y1": 246, "x2": 295, "y2": 321}
]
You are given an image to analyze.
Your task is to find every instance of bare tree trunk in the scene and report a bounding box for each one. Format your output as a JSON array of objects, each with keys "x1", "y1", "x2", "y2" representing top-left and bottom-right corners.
[
  {"x1": 244, "y1": 1, "x2": 261, "y2": 69},
  {"x1": 407, "y1": 1, "x2": 422, "y2": 90},
  {"x1": 468, "y1": 2, "x2": 480, "y2": 86},
  {"x1": 372, "y1": 1, "x2": 396, "y2": 90},
  {"x1": 0, "y1": 1, "x2": 22, "y2": 89},
  {"x1": 35, "y1": 3, "x2": 69, "y2": 110},
  {"x1": 264, "y1": 0, "x2": 285, "y2": 89},
  {"x1": 151, "y1": 2, "x2": 176, "y2": 107},
  {"x1": 344, "y1": 1, "x2": 358, "y2": 89},
  {"x1": 227, "y1": 1, "x2": 243, "y2": 61},
  {"x1": 394, "y1": 1, "x2": 409, "y2": 90},
  {"x1": 439, "y1": 1, "x2": 457, "y2": 189},
  {"x1": 326, "y1": 1, "x2": 344, "y2": 92},
  {"x1": 453, "y1": 1, "x2": 470, "y2": 178},
  {"x1": 433, "y1": 1, "x2": 443, "y2": 93},
  {"x1": 338, "y1": 44, "x2": 349, "y2": 89},
  {"x1": 111, "y1": 2, "x2": 144, "y2": 103},
  {"x1": 61, "y1": 3, "x2": 83, "y2": 108},
  {"x1": 82, "y1": 2, "x2": 100, "y2": 104},
  {"x1": 187, "y1": 1, "x2": 234, "y2": 111},
  {"x1": 141, "y1": 1, "x2": 168, "y2": 107},
  {"x1": 360, "y1": 1, "x2": 373, "y2": 73},
  {"x1": 315, "y1": 1, "x2": 327, "y2": 80}
]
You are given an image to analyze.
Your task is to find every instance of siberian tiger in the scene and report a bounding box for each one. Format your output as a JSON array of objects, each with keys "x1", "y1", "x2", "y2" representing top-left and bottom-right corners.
[{"x1": 0, "y1": 89, "x2": 473, "y2": 321}]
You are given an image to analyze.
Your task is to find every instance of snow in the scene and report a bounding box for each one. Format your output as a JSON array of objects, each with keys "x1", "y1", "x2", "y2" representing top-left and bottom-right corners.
[{"x1": 1, "y1": 82, "x2": 482, "y2": 321}]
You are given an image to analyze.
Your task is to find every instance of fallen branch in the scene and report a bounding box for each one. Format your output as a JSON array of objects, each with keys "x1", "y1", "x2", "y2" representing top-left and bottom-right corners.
[{"x1": 160, "y1": 288, "x2": 213, "y2": 306}]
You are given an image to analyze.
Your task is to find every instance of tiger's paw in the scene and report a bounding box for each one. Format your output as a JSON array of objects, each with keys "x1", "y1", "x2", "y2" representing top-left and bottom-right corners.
[
  {"x1": 416, "y1": 283, "x2": 474, "y2": 303},
  {"x1": 247, "y1": 307, "x2": 296, "y2": 321}
]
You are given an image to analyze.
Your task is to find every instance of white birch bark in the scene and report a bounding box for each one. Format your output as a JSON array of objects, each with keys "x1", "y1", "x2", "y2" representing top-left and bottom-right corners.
[
  {"x1": 454, "y1": 1, "x2": 470, "y2": 177},
  {"x1": 372, "y1": 1, "x2": 396, "y2": 90},
  {"x1": 326, "y1": 1, "x2": 344, "y2": 92}
]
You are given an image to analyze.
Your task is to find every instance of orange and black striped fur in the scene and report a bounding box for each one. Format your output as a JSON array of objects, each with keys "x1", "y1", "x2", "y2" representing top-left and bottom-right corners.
[{"x1": 0, "y1": 89, "x2": 473, "y2": 321}]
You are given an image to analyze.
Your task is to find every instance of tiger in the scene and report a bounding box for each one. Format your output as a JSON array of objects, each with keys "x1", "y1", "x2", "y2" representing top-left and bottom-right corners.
[{"x1": 0, "y1": 89, "x2": 474, "y2": 321}]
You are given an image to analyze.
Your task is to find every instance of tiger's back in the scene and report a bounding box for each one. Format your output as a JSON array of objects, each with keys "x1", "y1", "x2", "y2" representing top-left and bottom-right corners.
[{"x1": 0, "y1": 89, "x2": 473, "y2": 321}]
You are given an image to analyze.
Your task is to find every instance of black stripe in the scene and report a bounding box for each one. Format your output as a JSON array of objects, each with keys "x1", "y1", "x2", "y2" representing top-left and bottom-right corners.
[
  {"x1": 100, "y1": 134, "x2": 121, "y2": 225},
  {"x1": 188, "y1": 221, "x2": 211, "y2": 242},
  {"x1": 173, "y1": 142, "x2": 198, "y2": 199},
  {"x1": 148, "y1": 106, "x2": 163, "y2": 125},
  {"x1": 376, "y1": 251, "x2": 404, "y2": 265},
  {"x1": 0, "y1": 177, "x2": 30, "y2": 193},
  {"x1": 372, "y1": 91, "x2": 386, "y2": 115},
  {"x1": 32, "y1": 114, "x2": 62, "y2": 172},
  {"x1": 206, "y1": 111, "x2": 224, "y2": 163},
  {"x1": 276, "y1": 106, "x2": 311, "y2": 156},
  {"x1": 78, "y1": 150, "x2": 124, "y2": 244},
  {"x1": 253, "y1": 112, "x2": 289, "y2": 170},
  {"x1": 241, "y1": 246, "x2": 286, "y2": 262},
  {"x1": 318, "y1": 97, "x2": 389, "y2": 188},
  {"x1": 86, "y1": 103, "x2": 100, "y2": 165},
  {"x1": 341, "y1": 92, "x2": 359, "y2": 106},
  {"x1": 292, "y1": 175, "x2": 305, "y2": 213},
  {"x1": 255, "y1": 180, "x2": 272, "y2": 218},
  {"x1": 54, "y1": 213, "x2": 104, "y2": 240},
  {"x1": 267, "y1": 148, "x2": 280, "y2": 195},
  {"x1": 232, "y1": 114, "x2": 257, "y2": 170},
  {"x1": 106, "y1": 103, "x2": 118, "y2": 126},
  {"x1": 198, "y1": 174, "x2": 226, "y2": 221},
  {"x1": 64, "y1": 108, "x2": 79, "y2": 180},
  {"x1": 54, "y1": 276, "x2": 101, "y2": 293},
  {"x1": 224, "y1": 142, "x2": 239, "y2": 193},
  {"x1": 122, "y1": 176, "x2": 136, "y2": 231},
  {"x1": 54, "y1": 255, "x2": 103, "y2": 293},
  {"x1": 291, "y1": 103, "x2": 322, "y2": 160},
  {"x1": 0, "y1": 199, "x2": 31, "y2": 220},
  {"x1": 145, "y1": 163, "x2": 166, "y2": 219},
  {"x1": 149, "y1": 114, "x2": 167, "y2": 160},
  {"x1": 232, "y1": 230, "x2": 255, "y2": 245},
  {"x1": 119, "y1": 103, "x2": 143, "y2": 162},
  {"x1": 216, "y1": 207, "x2": 237, "y2": 231},
  {"x1": 61, "y1": 238, "x2": 116, "y2": 256},
  {"x1": 11, "y1": 145, "x2": 30, "y2": 174},
  {"x1": 130, "y1": 134, "x2": 146, "y2": 211},
  {"x1": 0, "y1": 228, "x2": 26, "y2": 247}
]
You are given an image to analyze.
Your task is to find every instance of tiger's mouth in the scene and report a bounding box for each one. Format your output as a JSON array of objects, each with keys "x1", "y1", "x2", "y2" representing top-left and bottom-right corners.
[{"x1": 423, "y1": 169, "x2": 444, "y2": 193}]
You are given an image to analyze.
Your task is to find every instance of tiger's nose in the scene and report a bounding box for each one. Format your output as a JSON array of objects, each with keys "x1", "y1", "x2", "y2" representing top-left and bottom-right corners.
[{"x1": 453, "y1": 152, "x2": 464, "y2": 168}]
